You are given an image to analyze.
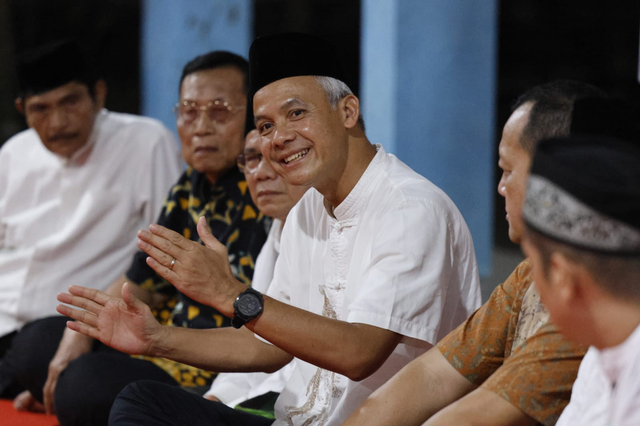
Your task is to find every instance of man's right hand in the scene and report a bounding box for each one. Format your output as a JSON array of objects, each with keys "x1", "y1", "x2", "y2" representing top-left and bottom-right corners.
[
  {"x1": 56, "y1": 282, "x2": 165, "y2": 357},
  {"x1": 42, "y1": 328, "x2": 93, "y2": 414}
]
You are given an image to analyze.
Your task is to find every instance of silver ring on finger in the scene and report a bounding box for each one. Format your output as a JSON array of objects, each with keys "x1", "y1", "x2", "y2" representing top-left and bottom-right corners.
[{"x1": 170, "y1": 257, "x2": 176, "y2": 270}]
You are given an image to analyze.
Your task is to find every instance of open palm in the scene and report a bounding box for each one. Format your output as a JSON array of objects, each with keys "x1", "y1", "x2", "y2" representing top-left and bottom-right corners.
[{"x1": 57, "y1": 283, "x2": 162, "y2": 356}]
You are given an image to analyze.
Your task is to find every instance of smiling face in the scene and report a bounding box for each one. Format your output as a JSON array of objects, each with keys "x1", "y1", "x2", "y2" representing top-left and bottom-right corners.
[
  {"x1": 497, "y1": 103, "x2": 533, "y2": 245},
  {"x1": 253, "y1": 76, "x2": 351, "y2": 193},
  {"x1": 242, "y1": 129, "x2": 309, "y2": 221},
  {"x1": 19, "y1": 81, "x2": 105, "y2": 158},
  {"x1": 177, "y1": 67, "x2": 246, "y2": 184}
]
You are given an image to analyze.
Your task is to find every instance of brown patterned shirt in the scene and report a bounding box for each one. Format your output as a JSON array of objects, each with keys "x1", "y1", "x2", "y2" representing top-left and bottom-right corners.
[{"x1": 437, "y1": 259, "x2": 587, "y2": 426}]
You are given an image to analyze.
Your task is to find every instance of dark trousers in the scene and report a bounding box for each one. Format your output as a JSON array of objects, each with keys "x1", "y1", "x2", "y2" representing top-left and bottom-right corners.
[
  {"x1": 110, "y1": 380, "x2": 275, "y2": 426},
  {"x1": 3, "y1": 316, "x2": 179, "y2": 426},
  {"x1": 0, "y1": 330, "x2": 21, "y2": 398},
  {"x1": 0, "y1": 317, "x2": 68, "y2": 401}
]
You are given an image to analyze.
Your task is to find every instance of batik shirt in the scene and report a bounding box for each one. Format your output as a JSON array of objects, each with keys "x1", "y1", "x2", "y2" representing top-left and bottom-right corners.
[
  {"x1": 126, "y1": 166, "x2": 270, "y2": 388},
  {"x1": 437, "y1": 259, "x2": 588, "y2": 426}
]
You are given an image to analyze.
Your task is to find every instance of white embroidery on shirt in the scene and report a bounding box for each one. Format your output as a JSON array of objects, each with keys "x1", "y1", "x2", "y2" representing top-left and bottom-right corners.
[{"x1": 284, "y1": 222, "x2": 349, "y2": 425}]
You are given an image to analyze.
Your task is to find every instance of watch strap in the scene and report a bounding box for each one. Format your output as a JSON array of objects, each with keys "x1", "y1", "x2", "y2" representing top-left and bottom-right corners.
[{"x1": 231, "y1": 287, "x2": 264, "y2": 329}]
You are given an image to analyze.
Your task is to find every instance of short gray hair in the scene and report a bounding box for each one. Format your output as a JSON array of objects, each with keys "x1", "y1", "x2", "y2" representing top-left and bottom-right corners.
[{"x1": 314, "y1": 76, "x2": 365, "y2": 132}]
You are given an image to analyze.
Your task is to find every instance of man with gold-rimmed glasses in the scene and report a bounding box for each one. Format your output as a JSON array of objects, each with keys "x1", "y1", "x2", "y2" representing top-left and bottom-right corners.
[{"x1": 8, "y1": 51, "x2": 269, "y2": 426}]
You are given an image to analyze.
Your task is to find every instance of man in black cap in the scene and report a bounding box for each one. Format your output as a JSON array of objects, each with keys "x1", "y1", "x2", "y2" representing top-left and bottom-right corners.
[
  {"x1": 56, "y1": 32, "x2": 481, "y2": 425},
  {"x1": 0, "y1": 39, "x2": 181, "y2": 399},
  {"x1": 345, "y1": 84, "x2": 640, "y2": 426},
  {"x1": 521, "y1": 135, "x2": 640, "y2": 426}
]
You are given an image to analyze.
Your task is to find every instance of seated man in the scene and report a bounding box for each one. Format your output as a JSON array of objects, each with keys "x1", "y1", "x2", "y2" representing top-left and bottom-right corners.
[
  {"x1": 524, "y1": 138, "x2": 640, "y2": 424},
  {"x1": 6, "y1": 51, "x2": 269, "y2": 426},
  {"x1": 0, "y1": 39, "x2": 181, "y2": 399},
  {"x1": 203, "y1": 128, "x2": 309, "y2": 415},
  {"x1": 57, "y1": 32, "x2": 481, "y2": 425},
  {"x1": 345, "y1": 82, "x2": 619, "y2": 426}
]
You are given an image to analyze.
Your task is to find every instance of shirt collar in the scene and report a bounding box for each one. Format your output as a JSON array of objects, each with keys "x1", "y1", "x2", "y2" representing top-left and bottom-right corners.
[
  {"x1": 326, "y1": 144, "x2": 388, "y2": 221},
  {"x1": 597, "y1": 321, "x2": 640, "y2": 385},
  {"x1": 196, "y1": 165, "x2": 248, "y2": 202}
]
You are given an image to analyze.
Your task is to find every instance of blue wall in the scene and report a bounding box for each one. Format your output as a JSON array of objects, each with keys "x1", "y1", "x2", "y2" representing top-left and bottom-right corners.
[
  {"x1": 362, "y1": 0, "x2": 498, "y2": 276},
  {"x1": 141, "y1": 0, "x2": 497, "y2": 276},
  {"x1": 141, "y1": 0, "x2": 252, "y2": 134}
]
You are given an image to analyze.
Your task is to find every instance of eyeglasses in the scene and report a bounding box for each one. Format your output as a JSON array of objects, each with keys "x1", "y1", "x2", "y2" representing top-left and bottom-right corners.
[
  {"x1": 173, "y1": 100, "x2": 245, "y2": 125},
  {"x1": 237, "y1": 151, "x2": 263, "y2": 173}
]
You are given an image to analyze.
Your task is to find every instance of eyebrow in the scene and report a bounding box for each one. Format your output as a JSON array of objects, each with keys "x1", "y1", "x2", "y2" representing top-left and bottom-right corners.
[
  {"x1": 26, "y1": 101, "x2": 48, "y2": 111},
  {"x1": 280, "y1": 98, "x2": 307, "y2": 111},
  {"x1": 254, "y1": 97, "x2": 308, "y2": 124},
  {"x1": 59, "y1": 92, "x2": 81, "y2": 102}
]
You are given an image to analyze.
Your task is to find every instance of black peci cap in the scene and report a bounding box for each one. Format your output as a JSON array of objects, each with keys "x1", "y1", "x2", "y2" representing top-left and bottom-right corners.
[
  {"x1": 17, "y1": 40, "x2": 95, "y2": 98},
  {"x1": 248, "y1": 32, "x2": 350, "y2": 99}
]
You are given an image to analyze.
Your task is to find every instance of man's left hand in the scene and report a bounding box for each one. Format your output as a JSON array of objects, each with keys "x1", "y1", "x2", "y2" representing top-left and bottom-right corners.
[{"x1": 136, "y1": 217, "x2": 242, "y2": 315}]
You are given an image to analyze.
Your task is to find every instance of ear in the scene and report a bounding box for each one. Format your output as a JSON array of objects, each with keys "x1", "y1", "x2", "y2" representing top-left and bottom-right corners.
[
  {"x1": 549, "y1": 252, "x2": 581, "y2": 305},
  {"x1": 14, "y1": 97, "x2": 24, "y2": 115},
  {"x1": 93, "y1": 79, "x2": 108, "y2": 111},
  {"x1": 339, "y1": 94, "x2": 360, "y2": 129}
]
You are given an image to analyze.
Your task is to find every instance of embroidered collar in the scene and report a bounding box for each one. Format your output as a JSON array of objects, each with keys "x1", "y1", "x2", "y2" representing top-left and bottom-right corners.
[{"x1": 326, "y1": 144, "x2": 388, "y2": 222}]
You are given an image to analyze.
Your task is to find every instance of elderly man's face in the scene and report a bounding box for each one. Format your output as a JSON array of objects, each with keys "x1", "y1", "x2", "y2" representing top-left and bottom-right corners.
[
  {"x1": 253, "y1": 76, "x2": 349, "y2": 190},
  {"x1": 19, "y1": 81, "x2": 104, "y2": 158},
  {"x1": 177, "y1": 67, "x2": 246, "y2": 184},
  {"x1": 241, "y1": 129, "x2": 309, "y2": 222},
  {"x1": 497, "y1": 102, "x2": 533, "y2": 245}
]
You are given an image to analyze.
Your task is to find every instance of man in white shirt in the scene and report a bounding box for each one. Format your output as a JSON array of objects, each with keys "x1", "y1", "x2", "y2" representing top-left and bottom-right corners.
[
  {"x1": 6, "y1": 50, "x2": 271, "y2": 426},
  {"x1": 57, "y1": 32, "x2": 481, "y2": 425},
  {"x1": 203, "y1": 129, "x2": 308, "y2": 414},
  {"x1": 521, "y1": 133, "x2": 640, "y2": 426},
  {"x1": 0, "y1": 40, "x2": 181, "y2": 399}
]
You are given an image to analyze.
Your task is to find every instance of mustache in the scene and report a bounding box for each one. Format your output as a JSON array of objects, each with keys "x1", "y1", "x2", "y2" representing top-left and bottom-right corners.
[{"x1": 48, "y1": 132, "x2": 79, "y2": 142}]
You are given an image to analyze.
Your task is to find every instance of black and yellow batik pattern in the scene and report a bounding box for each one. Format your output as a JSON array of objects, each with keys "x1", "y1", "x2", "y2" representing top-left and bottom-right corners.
[{"x1": 126, "y1": 166, "x2": 270, "y2": 388}]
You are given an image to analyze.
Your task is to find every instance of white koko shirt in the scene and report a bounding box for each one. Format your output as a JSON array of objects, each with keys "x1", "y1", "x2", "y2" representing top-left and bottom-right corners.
[
  {"x1": 206, "y1": 219, "x2": 295, "y2": 407},
  {"x1": 0, "y1": 110, "x2": 182, "y2": 337},
  {"x1": 557, "y1": 323, "x2": 640, "y2": 426},
  {"x1": 266, "y1": 145, "x2": 482, "y2": 426}
]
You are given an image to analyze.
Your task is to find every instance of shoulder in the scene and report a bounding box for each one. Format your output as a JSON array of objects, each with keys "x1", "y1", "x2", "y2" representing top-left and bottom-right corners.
[
  {"x1": 381, "y1": 154, "x2": 457, "y2": 211},
  {"x1": 1, "y1": 128, "x2": 41, "y2": 155},
  {"x1": 1, "y1": 129, "x2": 49, "y2": 170},
  {"x1": 377, "y1": 154, "x2": 462, "y2": 222},
  {"x1": 496, "y1": 258, "x2": 533, "y2": 299},
  {"x1": 514, "y1": 258, "x2": 533, "y2": 288}
]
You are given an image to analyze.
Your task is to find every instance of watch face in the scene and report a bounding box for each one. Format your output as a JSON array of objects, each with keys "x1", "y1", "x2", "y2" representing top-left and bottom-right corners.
[{"x1": 237, "y1": 293, "x2": 262, "y2": 316}]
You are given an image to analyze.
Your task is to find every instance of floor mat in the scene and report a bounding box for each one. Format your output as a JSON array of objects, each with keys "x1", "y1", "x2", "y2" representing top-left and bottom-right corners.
[{"x1": 0, "y1": 399, "x2": 58, "y2": 426}]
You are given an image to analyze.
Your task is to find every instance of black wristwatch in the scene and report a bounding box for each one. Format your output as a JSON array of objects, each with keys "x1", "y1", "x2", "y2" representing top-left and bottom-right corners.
[{"x1": 231, "y1": 287, "x2": 264, "y2": 329}]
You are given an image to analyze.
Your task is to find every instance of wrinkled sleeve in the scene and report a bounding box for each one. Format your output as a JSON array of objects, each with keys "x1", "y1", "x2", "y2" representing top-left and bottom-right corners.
[
  {"x1": 347, "y1": 199, "x2": 454, "y2": 344},
  {"x1": 481, "y1": 321, "x2": 588, "y2": 426},
  {"x1": 437, "y1": 261, "x2": 528, "y2": 384}
]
